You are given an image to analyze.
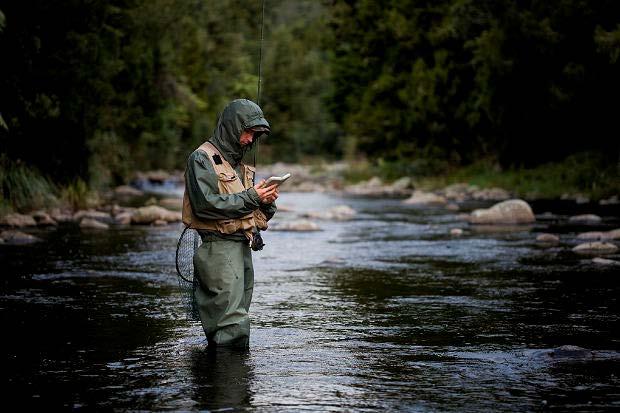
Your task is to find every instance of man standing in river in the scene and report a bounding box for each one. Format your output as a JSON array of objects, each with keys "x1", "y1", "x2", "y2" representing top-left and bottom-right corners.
[{"x1": 182, "y1": 99, "x2": 278, "y2": 348}]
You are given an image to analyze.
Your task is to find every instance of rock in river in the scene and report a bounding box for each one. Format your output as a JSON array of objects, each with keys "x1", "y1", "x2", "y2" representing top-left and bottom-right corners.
[
  {"x1": 114, "y1": 185, "x2": 144, "y2": 197},
  {"x1": 568, "y1": 214, "x2": 602, "y2": 224},
  {"x1": 536, "y1": 233, "x2": 559, "y2": 243},
  {"x1": 0, "y1": 213, "x2": 37, "y2": 228},
  {"x1": 303, "y1": 205, "x2": 356, "y2": 220},
  {"x1": 592, "y1": 257, "x2": 620, "y2": 266},
  {"x1": 549, "y1": 345, "x2": 593, "y2": 359},
  {"x1": 32, "y1": 211, "x2": 57, "y2": 227},
  {"x1": 403, "y1": 190, "x2": 447, "y2": 205},
  {"x1": 80, "y1": 218, "x2": 110, "y2": 230},
  {"x1": 131, "y1": 205, "x2": 182, "y2": 225},
  {"x1": 270, "y1": 220, "x2": 321, "y2": 232},
  {"x1": 604, "y1": 228, "x2": 620, "y2": 240},
  {"x1": 0, "y1": 230, "x2": 42, "y2": 244},
  {"x1": 577, "y1": 231, "x2": 605, "y2": 240},
  {"x1": 74, "y1": 209, "x2": 112, "y2": 222},
  {"x1": 572, "y1": 242, "x2": 618, "y2": 254},
  {"x1": 469, "y1": 199, "x2": 535, "y2": 224}
]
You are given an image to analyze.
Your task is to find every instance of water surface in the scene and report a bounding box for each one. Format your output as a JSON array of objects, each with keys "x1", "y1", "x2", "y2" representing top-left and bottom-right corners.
[{"x1": 1, "y1": 192, "x2": 619, "y2": 411}]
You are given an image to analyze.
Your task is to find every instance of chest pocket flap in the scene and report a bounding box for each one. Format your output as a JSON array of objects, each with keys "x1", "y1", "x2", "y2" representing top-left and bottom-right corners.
[{"x1": 217, "y1": 172, "x2": 245, "y2": 194}]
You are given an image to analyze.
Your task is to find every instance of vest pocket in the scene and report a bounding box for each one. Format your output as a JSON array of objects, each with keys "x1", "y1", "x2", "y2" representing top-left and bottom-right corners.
[
  {"x1": 217, "y1": 172, "x2": 245, "y2": 194},
  {"x1": 215, "y1": 219, "x2": 242, "y2": 234}
]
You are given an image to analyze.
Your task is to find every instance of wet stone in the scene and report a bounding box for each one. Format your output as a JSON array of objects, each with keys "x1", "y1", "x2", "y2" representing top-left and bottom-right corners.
[
  {"x1": 0, "y1": 230, "x2": 42, "y2": 244},
  {"x1": 568, "y1": 214, "x2": 602, "y2": 223},
  {"x1": 469, "y1": 199, "x2": 535, "y2": 224},
  {"x1": 549, "y1": 345, "x2": 593, "y2": 359},
  {"x1": 572, "y1": 242, "x2": 618, "y2": 254},
  {"x1": 80, "y1": 218, "x2": 110, "y2": 230},
  {"x1": 577, "y1": 231, "x2": 605, "y2": 240},
  {"x1": 592, "y1": 257, "x2": 620, "y2": 266},
  {"x1": 536, "y1": 233, "x2": 559, "y2": 243},
  {"x1": 0, "y1": 213, "x2": 37, "y2": 228}
]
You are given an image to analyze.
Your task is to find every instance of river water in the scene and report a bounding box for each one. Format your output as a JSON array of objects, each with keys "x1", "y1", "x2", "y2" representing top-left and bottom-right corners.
[{"x1": 1, "y1": 191, "x2": 619, "y2": 411}]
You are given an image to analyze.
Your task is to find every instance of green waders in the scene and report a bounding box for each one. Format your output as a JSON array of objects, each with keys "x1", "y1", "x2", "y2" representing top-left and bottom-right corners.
[{"x1": 193, "y1": 237, "x2": 254, "y2": 348}]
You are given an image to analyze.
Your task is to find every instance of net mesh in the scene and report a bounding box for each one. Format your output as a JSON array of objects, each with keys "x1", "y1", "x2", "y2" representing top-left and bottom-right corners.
[{"x1": 175, "y1": 227, "x2": 202, "y2": 321}]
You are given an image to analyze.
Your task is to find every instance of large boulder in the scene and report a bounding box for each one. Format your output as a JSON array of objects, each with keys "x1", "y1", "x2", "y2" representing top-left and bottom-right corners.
[
  {"x1": 0, "y1": 230, "x2": 42, "y2": 244},
  {"x1": 0, "y1": 213, "x2": 37, "y2": 228},
  {"x1": 469, "y1": 199, "x2": 535, "y2": 224},
  {"x1": 131, "y1": 205, "x2": 182, "y2": 224},
  {"x1": 403, "y1": 190, "x2": 447, "y2": 205},
  {"x1": 572, "y1": 242, "x2": 618, "y2": 255}
]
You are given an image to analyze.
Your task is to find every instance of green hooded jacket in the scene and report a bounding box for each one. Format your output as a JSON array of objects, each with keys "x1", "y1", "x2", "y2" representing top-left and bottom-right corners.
[{"x1": 185, "y1": 99, "x2": 277, "y2": 241}]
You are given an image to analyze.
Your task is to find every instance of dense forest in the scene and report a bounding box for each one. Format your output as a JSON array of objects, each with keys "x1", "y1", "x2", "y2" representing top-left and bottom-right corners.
[{"x1": 1, "y1": 0, "x2": 619, "y2": 196}]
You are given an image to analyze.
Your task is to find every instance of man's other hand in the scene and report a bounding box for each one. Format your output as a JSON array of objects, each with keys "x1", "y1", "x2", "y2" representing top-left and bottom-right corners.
[{"x1": 254, "y1": 180, "x2": 279, "y2": 204}]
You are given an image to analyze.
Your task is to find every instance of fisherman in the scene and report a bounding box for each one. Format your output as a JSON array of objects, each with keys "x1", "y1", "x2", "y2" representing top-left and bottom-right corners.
[{"x1": 182, "y1": 99, "x2": 278, "y2": 348}]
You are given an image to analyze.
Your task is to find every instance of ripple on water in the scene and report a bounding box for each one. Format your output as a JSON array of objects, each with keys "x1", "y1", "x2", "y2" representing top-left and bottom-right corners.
[{"x1": 1, "y1": 191, "x2": 619, "y2": 411}]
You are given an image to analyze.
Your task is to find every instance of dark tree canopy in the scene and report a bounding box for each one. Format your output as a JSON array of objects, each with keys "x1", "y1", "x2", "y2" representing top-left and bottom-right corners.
[{"x1": 1, "y1": 0, "x2": 619, "y2": 187}]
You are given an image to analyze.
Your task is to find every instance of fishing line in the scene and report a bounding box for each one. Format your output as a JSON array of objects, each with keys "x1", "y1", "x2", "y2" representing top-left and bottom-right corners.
[{"x1": 253, "y1": 0, "x2": 266, "y2": 182}]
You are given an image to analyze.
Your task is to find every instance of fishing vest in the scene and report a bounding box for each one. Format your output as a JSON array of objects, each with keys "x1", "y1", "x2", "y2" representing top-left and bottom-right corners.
[{"x1": 182, "y1": 141, "x2": 268, "y2": 242}]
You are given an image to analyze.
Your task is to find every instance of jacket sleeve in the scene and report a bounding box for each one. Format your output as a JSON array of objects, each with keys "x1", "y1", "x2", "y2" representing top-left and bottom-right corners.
[
  {"x1": 186, "y1": 151, "x2": 261, "y2": 220},
  {"x1": 260, "y1": 202, "x2": 277, "y2": 221}
]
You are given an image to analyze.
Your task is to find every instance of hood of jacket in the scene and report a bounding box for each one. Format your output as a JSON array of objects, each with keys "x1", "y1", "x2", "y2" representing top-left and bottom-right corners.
[{"x1": 208, "y1": 99, "x2": 270, "y2": 166}]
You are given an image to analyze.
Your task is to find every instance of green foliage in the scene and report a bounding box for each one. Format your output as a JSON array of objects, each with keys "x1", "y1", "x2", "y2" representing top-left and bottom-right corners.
[
  {"x1": 1, "y1": 0, "x2": 619, "y2": 201},
  {"x1": 327, "y1": 0, "x2": 620, "y2": 168},
  {"x1": 59, "y1": 179, "x2": 96, "y2": 211},
  {"x1": 1, "y1": 0, "x2": 335, "y2": 185},
  {"x1": 0, "y1": 155, "x2": 57, "y2": 212},
  {"x1": 416, "y1": 152, "x2": 620, "y2": 200}
]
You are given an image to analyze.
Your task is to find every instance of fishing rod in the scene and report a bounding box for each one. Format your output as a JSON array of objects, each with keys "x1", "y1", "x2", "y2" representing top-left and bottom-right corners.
[{"x1": 253, "y1": 0, "x2": 266, "y2": 178}]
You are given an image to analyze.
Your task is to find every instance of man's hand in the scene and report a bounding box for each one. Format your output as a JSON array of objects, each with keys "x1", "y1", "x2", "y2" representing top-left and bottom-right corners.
[{"x1": 254, "y1": 180, "x2": 279, "y2": 204}]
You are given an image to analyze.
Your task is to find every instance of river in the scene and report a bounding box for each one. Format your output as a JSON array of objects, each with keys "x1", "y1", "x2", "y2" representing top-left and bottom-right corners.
[{"x1": 1, "y1": 191, "x2": 619, "y2": 411}]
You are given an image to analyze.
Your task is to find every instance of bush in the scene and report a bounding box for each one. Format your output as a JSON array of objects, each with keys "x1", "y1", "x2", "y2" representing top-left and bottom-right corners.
[{"x1": 0, "y1": 155, "x2": 58, "y2": 212}]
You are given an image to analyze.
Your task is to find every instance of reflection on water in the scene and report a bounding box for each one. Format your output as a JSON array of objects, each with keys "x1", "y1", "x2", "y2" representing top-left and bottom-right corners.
[
  {"x1": 1, "y1": 192, "x2": 619, "y2": 411},
  {"x1": 190, "y1": 347, "x2": 253, "y2": 410}
]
